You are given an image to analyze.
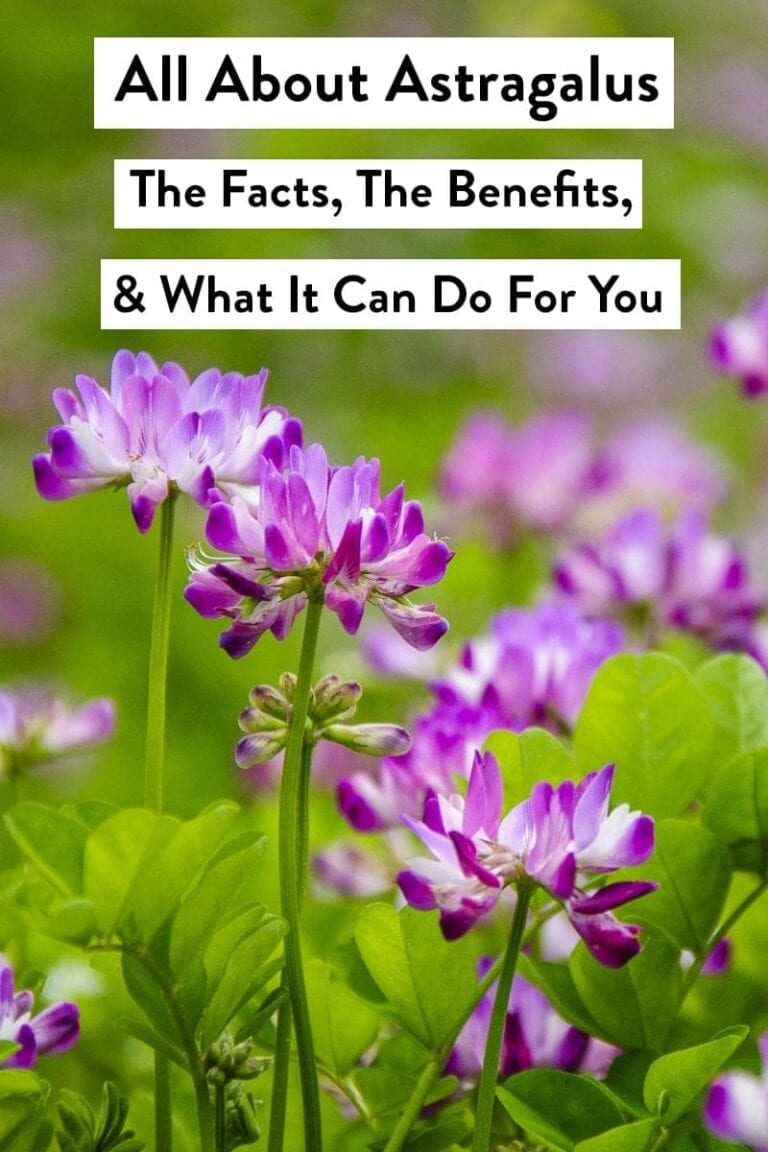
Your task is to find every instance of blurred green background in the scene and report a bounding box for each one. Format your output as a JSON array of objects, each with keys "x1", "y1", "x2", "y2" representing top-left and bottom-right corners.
[{"x1": 2, "y1": 0, "x2": 768, "y2": 1145}]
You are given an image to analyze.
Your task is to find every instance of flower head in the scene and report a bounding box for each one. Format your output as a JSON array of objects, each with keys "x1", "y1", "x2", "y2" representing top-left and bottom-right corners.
[
  {"x1": 186, "y1": 444, "x2": 452, "y2": 657},
  {"x1": 447, "y1": 960, "x2": 618, "y2": 1085},
  {"x1": 0, "y1": 687, "x2": 114, "y2": 781},
  {"x1": 33, "y1": 349, "x2": 301, "y2": 532},
  {"x1": 439, "y1": 410, "x2": 593, "y2": 543},
  {"x1": 338, "y1": 602, "x2": 623, "y2": 834},
  {"x1": 554, "y1": 509, "x2": 763, "y2": 653},
  {"x1": 704, "y1": 1033, "x2": 768, "y2": 1151},
  {"x1": 711, "y1": 291, "x2": 768, "y2": 397},
  {"x1": 398, "y1": 754, "x2": 656, "y2": 966},
  {"x1": 0, "y1": 957, "x2": 79, "y2": 1068}
]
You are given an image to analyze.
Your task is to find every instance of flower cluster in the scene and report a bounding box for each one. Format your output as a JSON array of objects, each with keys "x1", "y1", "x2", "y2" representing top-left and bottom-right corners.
[
  {"x1": 33, "y1": 350, "x2": 301, "y2": 532},
  {"x1": 711, "y1": 290, "x2": 768, "y2": 397},
  {"x1": 338, "y1": 601, "x2": 624, "y2": 833},
  {"x1": 439, "y1": 410, "x2": 726, "y2": 544},
  {"x1": 186, "y1": 444, "x2": 452, "y2": 656},
  {"x1": 439, "y1": 410, "x2": 594, "y2": 540},
  {"x1": 554, "y1": 508, "x2": 764, "y2": 655},
  {"x1": 398, "y1": 752, "x2": 655, "y2": 967},
  {"x1": 705, "y1": 1033, "x2": 768, "y2": 1151},
  {"x1": 0, "y1": 687, "x2": 114, "y2": 780},
  {"x1": 0, "y1": 957, "x2": 79, "y2": 1069},
  {"x1": 447, "y1": 960, "x2": 618, "y2": 1085}
]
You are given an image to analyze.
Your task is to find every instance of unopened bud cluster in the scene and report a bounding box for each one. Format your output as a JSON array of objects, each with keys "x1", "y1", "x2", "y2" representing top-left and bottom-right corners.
[
  {"x1": 235, "y1": 673, "x2": 411, "y2": 769},
  {"x1": 204, "y1": 1031, "x2": 271, "y2": 1086}
]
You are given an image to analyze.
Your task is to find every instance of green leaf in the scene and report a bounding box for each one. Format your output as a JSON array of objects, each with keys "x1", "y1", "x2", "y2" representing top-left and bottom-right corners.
[
  {"x1": 703, "y1": 747, "x2": 768, "y2": 872},
  {"x1": 121, "y1": 952, "x2": 183, "y2": 1050},
  {"x1": 569, "y1": 935, "x2": 682, "y2": 1050},
  {"x1": 5, "y1": 803, "x2": 88, "y2": 896},
  {"x1": 84, "y1": 810, "x2": 175, "y2": 937},
  {"x1": 0, "y1": 1070, "x2": 50, "y2": 1152},
  {"x1": 697, "y1": 654, "x2": 768, "y2": 762},
  {"x1": 643, "y1": 1027, "x2": 748, "y2": 1124},
  {"x1": 200, "y1": 912, "x2": 285, "y2": 1044},
  {"x1": 496, "y1": 1070, "x2": 624, "y2": 1152},
  {"x1": 406, "y1": 1103, "x2": 473, "y2": 1152},
  {"x1": 354, "y1": 904, "x2": 480, "y2": 1050},
  {"x1": 120, "y1": 802, "x2": 239, "y2": 942},
  {"x1": 575, "y1": 1119, "x2": 658, "y2": 1152},
  {"x1": 0, "y1": 1045, "x2": 18, "y2": 1065},
  {"x1": 574, "y1": 653, "x2": 715, "y2": 817},
  {"x1": 635, "y1": 821, "x2": 732, "y2": 952},
  {"x1": 517, "y1": 956, "x2": 604, "y2": 1037},
  {"x1": 306, "y1": 959, "x2": 381, "y2": 1076},
  {"x1": 484, "y1": 728, "x2": 573, "y2": 806},
  {"x1": 169, "y1": 832, "x2": 266, "y2": 977}
]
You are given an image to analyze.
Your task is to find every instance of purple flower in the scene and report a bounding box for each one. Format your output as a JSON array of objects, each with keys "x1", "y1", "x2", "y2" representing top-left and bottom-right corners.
[
  {"x1": 185, "y1": 444, "x2": 452, "y2": 657},
  {"x1": 0, "y1": 561, "x2": 62, "y2": 646},
  {"x1": 0, "y1": 687, "x2": 114, "y2": 779},
  {"x1": 33, "y1": 349, "x2": 301, "y2": 532},
  {"x1": 439, "y1": 410, "x2": 593, "y2": 542},
  {"x1": 312, "y1": 842, "x2": 394, "y2": 900},
  {"x1": 704, "y1": 1033, "x2": 768, "y2": 1151},
  {"x1": 446, "y1": 961, "x2": 618, "y2": 1085},
  {"x1": 0, "y1": 957, "x2": 79, "y2": 1068},
  {"x1": 554, "y1": 509, "x2": 763, "y2": 653},
  {"x1": 398, "y1": 754, "x2": 656, "y2": 966},
  {"x1": 584, "y1": 421, "x2": 726, "y2": 528},
  {"x1": 338, "y1": 602, "x2": 623, "y2": 834},
  {"x1": 711, "y1": 292, "x2": 768, "y2": 397}
]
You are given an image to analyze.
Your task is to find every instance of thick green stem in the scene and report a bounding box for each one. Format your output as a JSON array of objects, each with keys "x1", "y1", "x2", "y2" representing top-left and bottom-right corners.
[
  {"x1": 143, "y1": 496, "x2": 177, "y2": 1151},
  {"x1": 682, "y1": 877, "x2": 768, "y2": 999},
  {"x1": 272, "y1": 597, "x2": 324, "y2": 1152},
  {"x1": 215, "y1": 1082, "x2": 227, "y2": 1152},
  {"x1": 267, "y1": 993, "x2": 292, "y2": 1152},
  {"x1": 473, "y1": 884, "x2": 533, "y2": 1152},
  {"x1": 144, "y1": 494, "x2": 176, "y2": 814}
]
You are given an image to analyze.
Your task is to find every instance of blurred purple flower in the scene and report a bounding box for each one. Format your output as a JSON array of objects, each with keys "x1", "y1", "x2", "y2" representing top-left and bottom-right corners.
[
  {"x1": 704, "y1": 1033, "x2": 768, "y2": 1151},
  {"x1": 186, "y1": 444, "x2": 452, "y2": 657},
  {"x1": 446, "y1": 960, "x2": 618, "y2": 1085},
  {"x1": 711, "y1": 291, "x2": 768, "y2": 397},
  {"x1": 33, "y1": 349, "x2": 301, "y2": 532},
  {"x1": 338, "y1": 602, "x2": 623, "y2": 834},
  {"x1": 398, "y1": 754, "x2": 655, "y2": 966},
  {"x1": 439, "y1": 410, "x2": 593, "y2": 542},
  {"x1": 0, "y1": 687, "x2": 114, "y2": 779},
  {"x1": 361, "y1": 621, "x2": 442, "y2": 680},
  {"x1": 0, "y1": 560, "x2": 62, "y2": 646},
  {"x1": 584, "y1": 421, "x2": 727, "y2": 528},
  {"x1": 312, "y1": 842, "x2": 394, "y2": 900},
  {"x1": 554, "y1": 509, "x2": 763, "y2": 653},
  {"x1": 0, "y1": 956, "x2": 79, "y2": 1069}
]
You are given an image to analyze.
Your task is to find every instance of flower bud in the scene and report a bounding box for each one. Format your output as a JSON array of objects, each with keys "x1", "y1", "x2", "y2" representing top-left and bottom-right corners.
[
  {"x1": 238, "y1": 706, "x2": 287, "y2": 734},
  {"x1": 312, "y1": 675, "x2": 363, "y2": 724},
  {"x1": 279, "y1": 672, "x2": 297, "y2": 701},
  {"x1": 235, "y1": 731, "x2": 288, "y2": 769},
  {"x1": 321, "y1": 723, "x2": 412, "y2": 758},
  {"x1": 247, "y1": 683, "x2": 290, "y2": 720}
]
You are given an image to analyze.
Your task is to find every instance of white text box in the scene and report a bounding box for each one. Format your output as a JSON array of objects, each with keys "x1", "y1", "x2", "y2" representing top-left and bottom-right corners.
[{"x1": 101, "y1": 259, "x2": 681, "y2": 330}]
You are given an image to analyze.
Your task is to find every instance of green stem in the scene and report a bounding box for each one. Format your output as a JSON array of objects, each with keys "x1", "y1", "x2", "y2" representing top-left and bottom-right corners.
[
  {"x1": 382, "y1": 1056, "x2": 440, "y2": 1152},
  {"x1": 267, "y1": 992, "x2": 292, "y2": 1152},
  {"x1": 472, "y1": 884, "x2": 533, "y2": 1152},
  {"x1": 273, "y1": 596, "x2": 324, "y2": 1152},
  {"x1": 215, "y1": 1082, "x2": 227, "y2": 1152},
  {"x1": 682, "y1": 876, "x2": 768, "y2": 999},
  {"x1": 144, "y1": 494, "x2": 176, "y2": 814},
  {"x1": 143, "y1": 496, "x2": 177, "y2": 1151},
  {"x1": 381, "y1": 941, "x2": 509, "y2": 1152},
  {"x1": 154, "y1": 1050, "x2": 173, "y2": 1152}
]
